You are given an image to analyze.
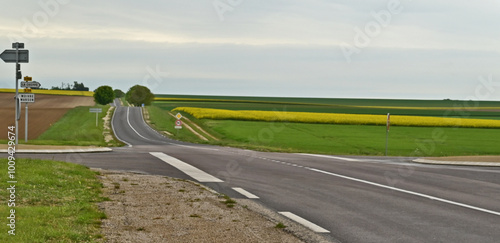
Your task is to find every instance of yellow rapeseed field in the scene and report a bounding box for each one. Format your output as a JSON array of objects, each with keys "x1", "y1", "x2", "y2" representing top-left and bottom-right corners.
[
  {"x1": 0, "y1": 88, "x2": 93, "y2": 96},
  {"x1": 173, "y1": 107, "x2": 500, "y2": 129}
]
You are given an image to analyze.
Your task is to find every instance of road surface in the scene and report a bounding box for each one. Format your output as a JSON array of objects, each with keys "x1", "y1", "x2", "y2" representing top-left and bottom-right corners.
[{"x1": 12, "y1": 100, "x2": 500, "y2": 242}]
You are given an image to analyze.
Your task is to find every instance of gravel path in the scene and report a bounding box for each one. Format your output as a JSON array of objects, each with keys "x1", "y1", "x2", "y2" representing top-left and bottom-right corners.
[{"x1": 95, "y1": 169, "x2": 309, "y2": 243}]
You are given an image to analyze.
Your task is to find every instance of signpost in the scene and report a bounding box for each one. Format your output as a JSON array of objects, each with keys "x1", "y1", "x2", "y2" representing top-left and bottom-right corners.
[
  {"x1": 20, "y1": 77, "x2": 37, "y2": 142},
  {"x1": 90, "y1": 108, "x2": 102, "y2": 127},
  {"x1": 1, "y1": 43, "x2": 29, "y2": 144}
]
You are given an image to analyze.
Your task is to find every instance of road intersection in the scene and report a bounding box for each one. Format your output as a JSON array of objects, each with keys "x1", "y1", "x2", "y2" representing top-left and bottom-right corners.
[{"x1": 11, "y1": 101, "x2": 500, "y2": 242}]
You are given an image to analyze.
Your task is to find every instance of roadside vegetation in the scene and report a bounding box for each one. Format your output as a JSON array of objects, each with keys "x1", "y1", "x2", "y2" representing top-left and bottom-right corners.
[
  {"x1": 32, "y1": 105, "x2": 122, "y2": 146},
  {"x1": 0, "y1": 158, "x2": 106, "y2": 242},
  {"x1": 173, "y1": 107, "x2": 500, "y2": 128},
  {"x1": 149, "y1": 95, "x2": 500, "y2": 157}
]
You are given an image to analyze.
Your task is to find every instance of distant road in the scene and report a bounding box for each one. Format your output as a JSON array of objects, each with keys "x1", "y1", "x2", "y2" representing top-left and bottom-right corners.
[{"x1": 15, "y1": 99, "x2": 500, "y2": 242}]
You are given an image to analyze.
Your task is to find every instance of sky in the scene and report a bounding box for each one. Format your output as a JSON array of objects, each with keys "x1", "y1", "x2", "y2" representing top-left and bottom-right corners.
[{"x1": 0, "y1": 0, "x2": 499, "y2": 100}]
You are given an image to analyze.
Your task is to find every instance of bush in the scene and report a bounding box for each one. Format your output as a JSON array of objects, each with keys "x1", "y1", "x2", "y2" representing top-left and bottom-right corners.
[
  {"x1": 94, "y1": 85, "x2": 115, "y2": 105},
  {"x1": 114, "y1": 89, "x2": 125, "y2": 98},
  {"x1": 125, "y1": 85, "x2": 154, "y2": 106}
]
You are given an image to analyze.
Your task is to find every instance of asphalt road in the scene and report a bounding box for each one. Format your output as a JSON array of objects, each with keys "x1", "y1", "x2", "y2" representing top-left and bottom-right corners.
[{"x1": 12, "y1": 100, "x2": 500, "y2": 242}]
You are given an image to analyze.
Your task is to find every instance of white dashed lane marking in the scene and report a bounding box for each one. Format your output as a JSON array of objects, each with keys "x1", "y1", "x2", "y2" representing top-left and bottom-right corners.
[
  {"x1": 232, "y1": 187, "x2": 260, "y2": 199},
  {"x1": 279, "y1": 212, "x2": 330, "y2": 233}
]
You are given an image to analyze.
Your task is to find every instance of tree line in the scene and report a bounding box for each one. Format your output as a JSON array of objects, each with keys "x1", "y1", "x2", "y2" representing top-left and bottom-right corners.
[{"x1": 93, "y1": 85, "x2": 154, "y2": 106}]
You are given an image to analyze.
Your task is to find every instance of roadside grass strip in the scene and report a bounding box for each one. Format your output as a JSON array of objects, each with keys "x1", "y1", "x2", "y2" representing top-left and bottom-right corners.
[
  {"x1": 0, "y1": 158, "x2": 105, "y2": 242},
  {"x1": 174, "y1": 107, "x2": 500, "y2": 128}
]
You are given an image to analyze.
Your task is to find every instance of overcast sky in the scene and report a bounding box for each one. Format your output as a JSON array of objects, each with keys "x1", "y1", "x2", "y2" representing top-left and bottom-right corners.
[{"x1": 1, "y1": 0, "x2": 499, "y2": 100}]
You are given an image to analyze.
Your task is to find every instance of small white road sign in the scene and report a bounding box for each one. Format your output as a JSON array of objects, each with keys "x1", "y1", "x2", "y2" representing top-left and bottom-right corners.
[
  {"x1": 19, "y1": 93, "x2": 35, "y2": 103},
  {"x1": 21, "y1": 81, "x2": 41, "y2": 88}
]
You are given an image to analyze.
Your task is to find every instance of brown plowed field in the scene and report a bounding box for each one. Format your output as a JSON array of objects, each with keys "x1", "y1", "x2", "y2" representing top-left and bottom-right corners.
[{"x1": 0, "y1": 93, "x2": 94, "y2": 140}]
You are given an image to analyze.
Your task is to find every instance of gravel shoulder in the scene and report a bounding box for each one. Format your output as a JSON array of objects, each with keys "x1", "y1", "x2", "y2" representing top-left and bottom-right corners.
[{"x1": 95, "y1": 169, "x2": 326, "y2": 243}]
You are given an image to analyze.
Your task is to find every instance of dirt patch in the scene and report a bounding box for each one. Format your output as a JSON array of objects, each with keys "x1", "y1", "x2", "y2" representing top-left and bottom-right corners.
[
  {"x1": 0, "y1": 93, "x2": 94, "y2": 140},
  {"x1": 96, "y1": 170, "x2": 305, "y2": 243}
]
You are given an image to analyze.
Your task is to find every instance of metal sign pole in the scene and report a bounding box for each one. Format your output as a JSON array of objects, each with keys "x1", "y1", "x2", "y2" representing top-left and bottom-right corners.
[{"x1": 15, "y1": 43, "x2": 19, "y2": 145}]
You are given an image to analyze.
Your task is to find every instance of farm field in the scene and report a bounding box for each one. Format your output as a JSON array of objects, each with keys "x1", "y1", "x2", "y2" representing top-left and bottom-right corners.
[
  {"x1": 0, "y1": 92, "x2": 95, "y2": 140},
  {"x1": 150, "y1": 95, "x2": 500, "y2": 156},
  {"x1": 154, "y1": 95, "x2": 500, "y2": 119}
]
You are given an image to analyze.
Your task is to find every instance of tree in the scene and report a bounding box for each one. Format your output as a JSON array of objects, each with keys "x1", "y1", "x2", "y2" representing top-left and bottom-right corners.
[
  {"x1": 114, "y1": 89, "x2": 125, "y2": 98},
  {"x1": 126, "y1": 85, "x2": 154, "y2": 106},
  {"x1": 94, "y1": 85, "x2": 115, "y2": 105},
  {"x1": 72, "y1": 81, "x2": 89, "y2": 91}
]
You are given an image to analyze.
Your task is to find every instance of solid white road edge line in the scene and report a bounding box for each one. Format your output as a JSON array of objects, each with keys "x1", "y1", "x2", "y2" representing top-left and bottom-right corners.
[
  {"x1": 111, "y1": 106, "x2": 132, "y2": 147},
  {"x1": 232, "y1": 187, "x2": 259, "y2": 199},
  {"x1": 279, "y1": 212, "x2": 330, "y2": 233},
  {"x1": 150, "y1": 152, "x2": 223, "y2": 183},
  {"x1": 298, "y1": 153, "x2": 362, "y2": 162},
  {"x1": 307, "y1": 167, "x2": 500, "y2": 217},
  {"x1": 127, "y1": 107, "x2": 153, "y2": 141}
]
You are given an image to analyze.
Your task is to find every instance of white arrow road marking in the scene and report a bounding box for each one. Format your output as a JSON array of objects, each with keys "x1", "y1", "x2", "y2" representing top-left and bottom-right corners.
[
  {"x1": 279, "y1": 212, "x2": 330, "y2": 233},
  {"x1": 232, "y1": 187, "x2": 259, "y2": 199},
  {"x1": 150, "y1": 152, "x2": 223, "y2": 183}
]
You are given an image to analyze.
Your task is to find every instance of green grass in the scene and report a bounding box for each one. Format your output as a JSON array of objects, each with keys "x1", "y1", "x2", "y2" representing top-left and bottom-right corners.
[
  {"x1": 29, "y1": 105, "x2": 121, "y2": 146},
  {"x1": 153, "y1": 95, "x2": 500, "y2": 119},
  {"x1": 149, "y1": 95, "x2": 500, "y2": 156},
  {"x1": 0, "y1": 158, "x2": 105, "y2": 242},
  {"x1": 207, "y1": 120, "x2": 500, "y2": 156},
  {"x1": 146, "y1": 106, "x2": 215, "y2": 144}
]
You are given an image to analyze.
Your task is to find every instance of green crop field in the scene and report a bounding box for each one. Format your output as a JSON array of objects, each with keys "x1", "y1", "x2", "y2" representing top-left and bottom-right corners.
[
  {"x1": 150, "y1": 94, "x2": 500, "y2": 156},
  {"x1": 154, "y1": 95, "x2": 500, "y2": 119}
]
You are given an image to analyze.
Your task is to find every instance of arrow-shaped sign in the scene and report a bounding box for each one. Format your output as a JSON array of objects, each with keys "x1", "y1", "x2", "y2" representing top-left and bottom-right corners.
[
  {"x1": 0, "y1": 50, "x2": 29, "y2": 63},
  {"x1": 21, "y1": 81, "x2": 41, "y2": 88}
]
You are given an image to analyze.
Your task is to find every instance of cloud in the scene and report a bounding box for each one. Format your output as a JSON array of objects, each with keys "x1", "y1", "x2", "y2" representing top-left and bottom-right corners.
[{"x1": 0, "y1": 0, "x2": 499, "y2": 100}]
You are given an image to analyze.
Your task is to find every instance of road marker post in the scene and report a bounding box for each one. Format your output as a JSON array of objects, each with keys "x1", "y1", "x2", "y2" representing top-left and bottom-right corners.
[
  {"x1": 21, "y1": 76, "x2": 38, "y2": 142},
  {"x1": 385, "y1": 113, "x2": 390, "y2": 156}
]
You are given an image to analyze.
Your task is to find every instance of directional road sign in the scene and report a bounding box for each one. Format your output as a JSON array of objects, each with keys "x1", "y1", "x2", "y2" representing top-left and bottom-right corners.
[
  {"x1": 89, "y1": 108, "x2": 102, "y2": 113},
  {"x1": 19, "y1": 93, "x2": 35, "y2": 103},
  {"x1": 21, "y1": 81, "x2": 41, "y2": 88},
  {"x1": 0, "y1": 50, "x2": 29, "y2": 63}
]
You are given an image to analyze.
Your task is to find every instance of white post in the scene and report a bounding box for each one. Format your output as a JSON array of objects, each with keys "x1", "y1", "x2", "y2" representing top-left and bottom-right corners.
[{"x1": 25, "y1": 103, "x2": 28, "y2": 142}]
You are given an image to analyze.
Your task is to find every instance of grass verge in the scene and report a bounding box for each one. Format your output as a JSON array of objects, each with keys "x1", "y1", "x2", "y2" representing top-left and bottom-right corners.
[
  {"x1": 30, "y1": 105, "x2": 122, "y2": 146},
  {"x1": 0, "y1": 158, "x2": 105, "y2": 242},
  {"x1": 208, "y1": 120, "x2": 500, "y2": 156}
]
